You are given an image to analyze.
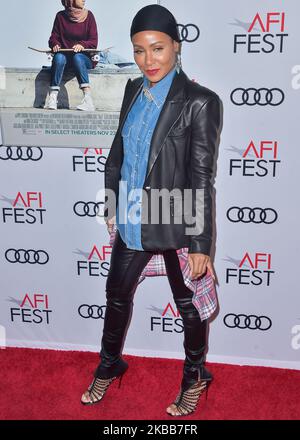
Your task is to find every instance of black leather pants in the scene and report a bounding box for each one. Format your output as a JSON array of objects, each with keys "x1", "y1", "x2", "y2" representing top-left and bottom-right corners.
[{"x1": 95, "y1": 230, "x2": 209, "y2": 390}]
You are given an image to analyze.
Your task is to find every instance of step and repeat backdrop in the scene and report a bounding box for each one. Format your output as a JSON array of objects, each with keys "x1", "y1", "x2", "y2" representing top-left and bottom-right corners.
[{"x1": 0, "y1": 0, "x2": 299, "y2": 370}]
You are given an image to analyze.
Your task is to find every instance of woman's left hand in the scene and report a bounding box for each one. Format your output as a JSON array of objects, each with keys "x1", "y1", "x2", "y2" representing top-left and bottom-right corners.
[
  {"x1": 73, "y1": 44, "x2": 85, "y2": 52},
  {"x1": 188, "y1": 253, "x2": 216, "y2": 281}
]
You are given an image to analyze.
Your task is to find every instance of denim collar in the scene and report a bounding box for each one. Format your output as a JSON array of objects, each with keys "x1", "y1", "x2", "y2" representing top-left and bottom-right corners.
[{"x1": 141, "y1": 67, "x2": 177, "y2": 108}]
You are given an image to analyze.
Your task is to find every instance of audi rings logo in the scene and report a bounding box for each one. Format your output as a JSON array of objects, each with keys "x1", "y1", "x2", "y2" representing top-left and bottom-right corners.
[
  {"x1": 226, "y1": 207, "x2": 278, "y2": 224},
  {"x1": 230, "y1": 88, "x2": 285, "y2": 106},
  {"x1": 78, "y1": 304, "x2": 106, "y2": 319},
  {"x1": 224, "y1": 314, "x2": 272, "y2": 331},
  {"x1": 73, "y1": 201, "x2": 103, "y2": 217},
  {"x1": 177, "y1": 24, "x2": 200, "y2": 43},
  {"x1": 0, "y1": 146, "x2": 43, "y2": 161},
  {"x1": 5, "y1": 248, "x2": 49, "y2": 264}
]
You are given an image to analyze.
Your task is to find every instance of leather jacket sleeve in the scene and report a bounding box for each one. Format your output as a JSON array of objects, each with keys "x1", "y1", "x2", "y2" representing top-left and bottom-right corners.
[
  {"x1": 188, "y1": 96, "x2": 221, "y2": 255},
  {"x1": 104, "y1": 78, "x2": 132, "y2": 221}
]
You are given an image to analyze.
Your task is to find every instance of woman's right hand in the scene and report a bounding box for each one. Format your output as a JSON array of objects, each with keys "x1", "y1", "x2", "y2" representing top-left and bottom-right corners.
[
  {"x1": 105, "y1": 216, "x2": 116, "y2": 234},
  {"x1": 52, "y1": 45, "x2": 61, "y2": 53}
]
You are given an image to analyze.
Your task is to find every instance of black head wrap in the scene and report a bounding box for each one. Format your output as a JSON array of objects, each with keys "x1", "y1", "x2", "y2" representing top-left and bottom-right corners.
[{"x1": 130, "y1": 4, "x2": 180, "y2": 42}]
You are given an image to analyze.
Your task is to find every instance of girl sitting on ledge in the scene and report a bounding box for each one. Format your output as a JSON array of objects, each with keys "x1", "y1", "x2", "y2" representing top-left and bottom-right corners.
[{"x1": 45, "y1": 0, "x2": 98, "y2": 111}]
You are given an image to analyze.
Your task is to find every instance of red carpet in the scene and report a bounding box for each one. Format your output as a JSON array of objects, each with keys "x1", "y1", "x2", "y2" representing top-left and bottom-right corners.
[{"x1": 0, "y1": 347, "x2": 299, "y2": 420}]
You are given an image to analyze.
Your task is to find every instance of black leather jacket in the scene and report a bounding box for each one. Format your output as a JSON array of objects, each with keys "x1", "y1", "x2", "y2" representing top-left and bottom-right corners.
[{"x1": 104, "y1": 69, "x2": 222, "y2": 255}]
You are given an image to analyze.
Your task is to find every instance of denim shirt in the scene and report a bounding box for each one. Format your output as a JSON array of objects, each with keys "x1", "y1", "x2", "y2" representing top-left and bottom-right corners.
[{"x1": 116, "y1": 67, "x2": 177, "y2": 250}]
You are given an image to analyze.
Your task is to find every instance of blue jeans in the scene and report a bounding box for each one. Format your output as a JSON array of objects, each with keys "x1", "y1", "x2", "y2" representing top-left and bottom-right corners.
[{"x1": 50, "y1": 52, "x2": 93, "y2": 90}]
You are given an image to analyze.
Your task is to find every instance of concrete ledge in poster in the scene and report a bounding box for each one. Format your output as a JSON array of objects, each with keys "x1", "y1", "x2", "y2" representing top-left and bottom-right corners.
[
  {"x1": 0, "y1": 67, "x2": 141, "y2": 110},
  {"x1": 0, "y1": 67, "x2": 141, "y2": 148}
]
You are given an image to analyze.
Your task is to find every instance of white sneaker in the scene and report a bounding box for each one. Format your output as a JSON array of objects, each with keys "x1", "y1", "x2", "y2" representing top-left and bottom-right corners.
[
  {"x1": 77, "y1": 94, "x2": 95, "y2": 111},
  {"x1": 44, "y1": 92, "x2": 58, "y2": 110}
]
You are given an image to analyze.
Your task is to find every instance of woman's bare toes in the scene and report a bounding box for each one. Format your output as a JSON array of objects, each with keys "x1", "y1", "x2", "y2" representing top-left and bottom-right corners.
[
  {"x1": 166, "y1": 404, "x2": 180, "y2": 416},
  {"x1": 81, "y1": 391, "x2": 91, "y2": 404}
]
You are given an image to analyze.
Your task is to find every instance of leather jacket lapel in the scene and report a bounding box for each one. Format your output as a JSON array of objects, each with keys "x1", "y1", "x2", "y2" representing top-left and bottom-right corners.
[
  {"x1": 119, "y1": 78, "x2": 143, "y2": 133},
  {"x1": 145, "y1": 70, "x2": 189, "y2": 180}
]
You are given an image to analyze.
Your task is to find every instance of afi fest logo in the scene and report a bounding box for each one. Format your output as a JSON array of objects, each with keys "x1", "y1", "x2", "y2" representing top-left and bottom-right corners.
[
  {"x1": 2, "y1": 192, "x2": 46, "y2": 224},
  {"x1": 232, "y1": 12, "x2": 288, "y2": 53},
  {"x1": 228, "y1": 139, "x2": 281, "y2": 178},
  {"x1": 225, "y1": 252, "x2": 274, "y2": 286},
  {"x1": 75, "y1": 244, "x2": 112, "y2": 277},
  {"x1": 72, "y1": 148, "x2": 107, "y2": 173},
  {"x1": 150, "y1": 302, "x2": 183, "y2": 333},
  {"x1": 10, "y1": 294, "x2": 52, "y2": 324}
]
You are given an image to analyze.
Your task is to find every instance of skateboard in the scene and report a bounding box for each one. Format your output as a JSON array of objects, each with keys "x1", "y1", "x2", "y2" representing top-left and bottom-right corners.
[{"x1": 28, "y1": 46, "x2": 113, "y2": 62}]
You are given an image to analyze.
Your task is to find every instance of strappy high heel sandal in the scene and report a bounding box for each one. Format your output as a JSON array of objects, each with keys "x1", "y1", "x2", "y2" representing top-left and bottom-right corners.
[
  {"x1": 81, "y1": 358, "x2": 128, "y2": 405},
  {"x1": 166, "y1": 367, "x2": 213, "y2": 416},
  {"x1": 81, "y1": 371, "x2": 126, "y2": 406}
]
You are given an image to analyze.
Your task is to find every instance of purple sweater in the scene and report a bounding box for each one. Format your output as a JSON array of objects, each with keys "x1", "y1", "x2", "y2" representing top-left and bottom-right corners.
[{"x1": 49, "y1": 10, "x2": 98, "y2": 67}]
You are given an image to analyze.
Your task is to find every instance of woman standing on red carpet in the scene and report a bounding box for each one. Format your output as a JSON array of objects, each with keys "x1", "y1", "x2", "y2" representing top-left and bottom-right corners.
[{"x1": 81, "y1": 4, "x2": 222, "y2": 416}]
